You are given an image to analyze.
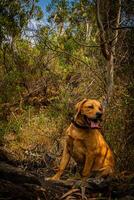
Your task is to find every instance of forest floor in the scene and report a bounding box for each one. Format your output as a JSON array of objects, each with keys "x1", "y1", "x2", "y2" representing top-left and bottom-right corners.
[{"x1": 0, "y1": 147, "x2": 134, "y2": 200}]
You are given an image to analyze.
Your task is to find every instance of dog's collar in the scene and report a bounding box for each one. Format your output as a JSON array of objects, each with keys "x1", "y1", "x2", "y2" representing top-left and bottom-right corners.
[
  {"x1": 71, "y1": 119, "x2": 90, "y2": 129},
  {"x1": 71, "y1": 117, "x2": 101, "y2": 130}
]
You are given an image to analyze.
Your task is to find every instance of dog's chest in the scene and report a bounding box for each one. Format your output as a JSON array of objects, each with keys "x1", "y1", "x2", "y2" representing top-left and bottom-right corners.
[
  {"x1": 68, "y1": 132, "x2": 97, "y2": 162},
  {"x1": 67, "y1": 127, "x2": 98, "y2": 151}
]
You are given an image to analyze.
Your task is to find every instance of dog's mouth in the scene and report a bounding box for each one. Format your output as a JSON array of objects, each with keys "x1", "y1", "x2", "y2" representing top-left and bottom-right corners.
[
  {"x1": 90, "y1": 121, "x2": 100, "y2": 129},
  {"x1": 86, "y1": 117, "x2": 101, "y2": 129}
]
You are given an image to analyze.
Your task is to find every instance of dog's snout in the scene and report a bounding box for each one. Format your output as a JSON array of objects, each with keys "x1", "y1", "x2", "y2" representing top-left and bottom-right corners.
[{"x1": 96, "y1": 112, "x2": 102, "y2": 118}]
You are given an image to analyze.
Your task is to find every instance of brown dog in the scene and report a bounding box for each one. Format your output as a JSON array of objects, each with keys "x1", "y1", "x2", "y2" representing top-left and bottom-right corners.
[{"x1": 50, "y1": 99, "x2": 115, "y2": 180}]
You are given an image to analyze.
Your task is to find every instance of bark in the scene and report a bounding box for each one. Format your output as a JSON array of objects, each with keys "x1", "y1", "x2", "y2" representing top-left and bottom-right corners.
[
  {"x1": 106, "y1": 53, "x2": 114, "y2": 102},
  {"x1": 0, "y1": 149, "x2": 133, "y2": 200},
  {"x1": 96, "y1": 0, "x2": 121, "y2": 105},
  {"x1": 0, "y1": 161, "x2": 134, "y2": 200},
  {"x1": 0, "y1": 162, "x2": 41, "y2": 185},
  {"x1": 85, "y1": 22, "x2": 92, "y2": 41}
]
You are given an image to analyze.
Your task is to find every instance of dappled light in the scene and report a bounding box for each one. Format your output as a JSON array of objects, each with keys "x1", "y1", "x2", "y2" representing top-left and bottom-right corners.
[{"x1": 0, "y1": 0, "x2": 134, "y2": 199}]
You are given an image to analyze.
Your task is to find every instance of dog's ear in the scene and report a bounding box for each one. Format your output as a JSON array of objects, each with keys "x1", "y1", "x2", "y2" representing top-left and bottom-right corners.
[{"x1": 75, "y1": 99, "x2": 87, "y2": 119}]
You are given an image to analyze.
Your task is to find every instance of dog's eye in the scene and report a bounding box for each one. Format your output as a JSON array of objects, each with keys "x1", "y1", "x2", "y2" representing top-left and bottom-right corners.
[{"x1": 88, "y1": 105, "x2": 94, "y2": 109}]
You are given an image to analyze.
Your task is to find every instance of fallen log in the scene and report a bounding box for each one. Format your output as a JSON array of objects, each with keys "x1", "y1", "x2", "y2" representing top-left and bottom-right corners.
[
  {"x1": 0, "y1": 160, "x2": 134, "y2": 200},
  {"x1": 0, "y1": 162, "x2": 41, "y2": 185},
  {"x1": 0, "y1": 162, "x2": 46, "y2": 200},
  {"x1": 43, "y1": 173, "x2": 134, "y2": 199}
]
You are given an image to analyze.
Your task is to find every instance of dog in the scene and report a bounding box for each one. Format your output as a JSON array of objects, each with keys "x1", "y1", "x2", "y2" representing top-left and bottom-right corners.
[{"x1": 50, "y1": 99, "x2": 115, "y2": 180}]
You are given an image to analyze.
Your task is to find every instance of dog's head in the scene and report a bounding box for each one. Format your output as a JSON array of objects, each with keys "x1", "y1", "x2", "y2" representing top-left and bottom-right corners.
[{"x1": 75, "y1": 99, "x2": 103, "y2": 128}]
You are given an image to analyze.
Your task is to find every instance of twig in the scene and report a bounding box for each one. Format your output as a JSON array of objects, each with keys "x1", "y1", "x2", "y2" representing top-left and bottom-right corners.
[
  {"x1": 72, "y1": 37, "x2": 100, "y2": 48},
  {"x1": 60, "y1": 188, "x2": 79, "y2": 199}
]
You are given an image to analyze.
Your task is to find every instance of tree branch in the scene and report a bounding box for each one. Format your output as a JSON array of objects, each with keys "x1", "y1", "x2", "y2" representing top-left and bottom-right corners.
[
  {"x1": 111, "y1": 0, "x2": 121, "y2": 50},
  {"x1": 96, "y1": 0, "x2": 110, "y2": 60},
  {"x1": 112, "y1": 26, "x2": 134, "y2": 30},
  {"x1": 72, "y1": 37, "x2": 100, "y2": 48}
]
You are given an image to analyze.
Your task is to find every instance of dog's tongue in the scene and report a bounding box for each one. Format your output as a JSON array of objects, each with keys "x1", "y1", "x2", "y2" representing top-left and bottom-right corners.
[{"x1": 90, "y1": 121, "x2": 100, "y2": 129}]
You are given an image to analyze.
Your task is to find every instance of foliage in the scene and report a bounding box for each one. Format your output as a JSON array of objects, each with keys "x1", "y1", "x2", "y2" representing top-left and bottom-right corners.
[
  {"x1": 0, "y1": 0, "x2": 134, "y2": 172},
  {"x1": 0, "y1": 0, "x2": 43, "y2": 44}
]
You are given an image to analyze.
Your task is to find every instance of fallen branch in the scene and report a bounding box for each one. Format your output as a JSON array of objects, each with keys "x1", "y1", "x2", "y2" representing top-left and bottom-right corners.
[
  {"x1": 0, "y1": 157, "x2": 134, "y2": 200},
  {"x1": 44, "y1": 174, "x2": 134, "y2": 199}
]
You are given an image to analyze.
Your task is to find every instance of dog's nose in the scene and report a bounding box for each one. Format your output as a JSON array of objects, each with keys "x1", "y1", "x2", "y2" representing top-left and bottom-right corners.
[{"x1": 96, "y1": 112, "x2": 102, "y2": 118}]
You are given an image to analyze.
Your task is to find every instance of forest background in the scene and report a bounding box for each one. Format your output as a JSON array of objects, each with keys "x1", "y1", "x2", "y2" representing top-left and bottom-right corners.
[{"x1": 0, "y1": 0, "x2": 134, "y2": 173}]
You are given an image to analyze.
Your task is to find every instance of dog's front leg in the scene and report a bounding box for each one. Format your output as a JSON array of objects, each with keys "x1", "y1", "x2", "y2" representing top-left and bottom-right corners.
[
  {"x1": 80, "y1": 152, "x2": 95, "y2": 199},
  {"x1": 50, "y1": 136, "x2": 73, "y2": 180},
  {"x1": 82, "y1": 152, "x2": 95, "y2": 178}
]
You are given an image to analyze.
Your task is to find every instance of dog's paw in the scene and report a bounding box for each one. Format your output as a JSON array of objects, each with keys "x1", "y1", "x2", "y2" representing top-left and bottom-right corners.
[
  {"x1": 45, "y1": 177, "x2": 52, "y2": 181},
  {"x1": 45, "y1": 175, "x2": 60, "y2": 181}
]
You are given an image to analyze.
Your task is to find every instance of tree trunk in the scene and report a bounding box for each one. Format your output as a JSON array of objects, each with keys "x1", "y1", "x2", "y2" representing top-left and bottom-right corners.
[
  {"x1": 96, "y1": 0, "x2": 121, "y2": 106},
  {"x1": 106, "y1": 53, "x2": 114, "y2": 102}
]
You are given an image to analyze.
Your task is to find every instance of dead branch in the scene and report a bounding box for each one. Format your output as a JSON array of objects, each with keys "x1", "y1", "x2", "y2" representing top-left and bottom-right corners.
[{"x1": 0, "y1": 153, "x2": 134, "y2": 200}]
